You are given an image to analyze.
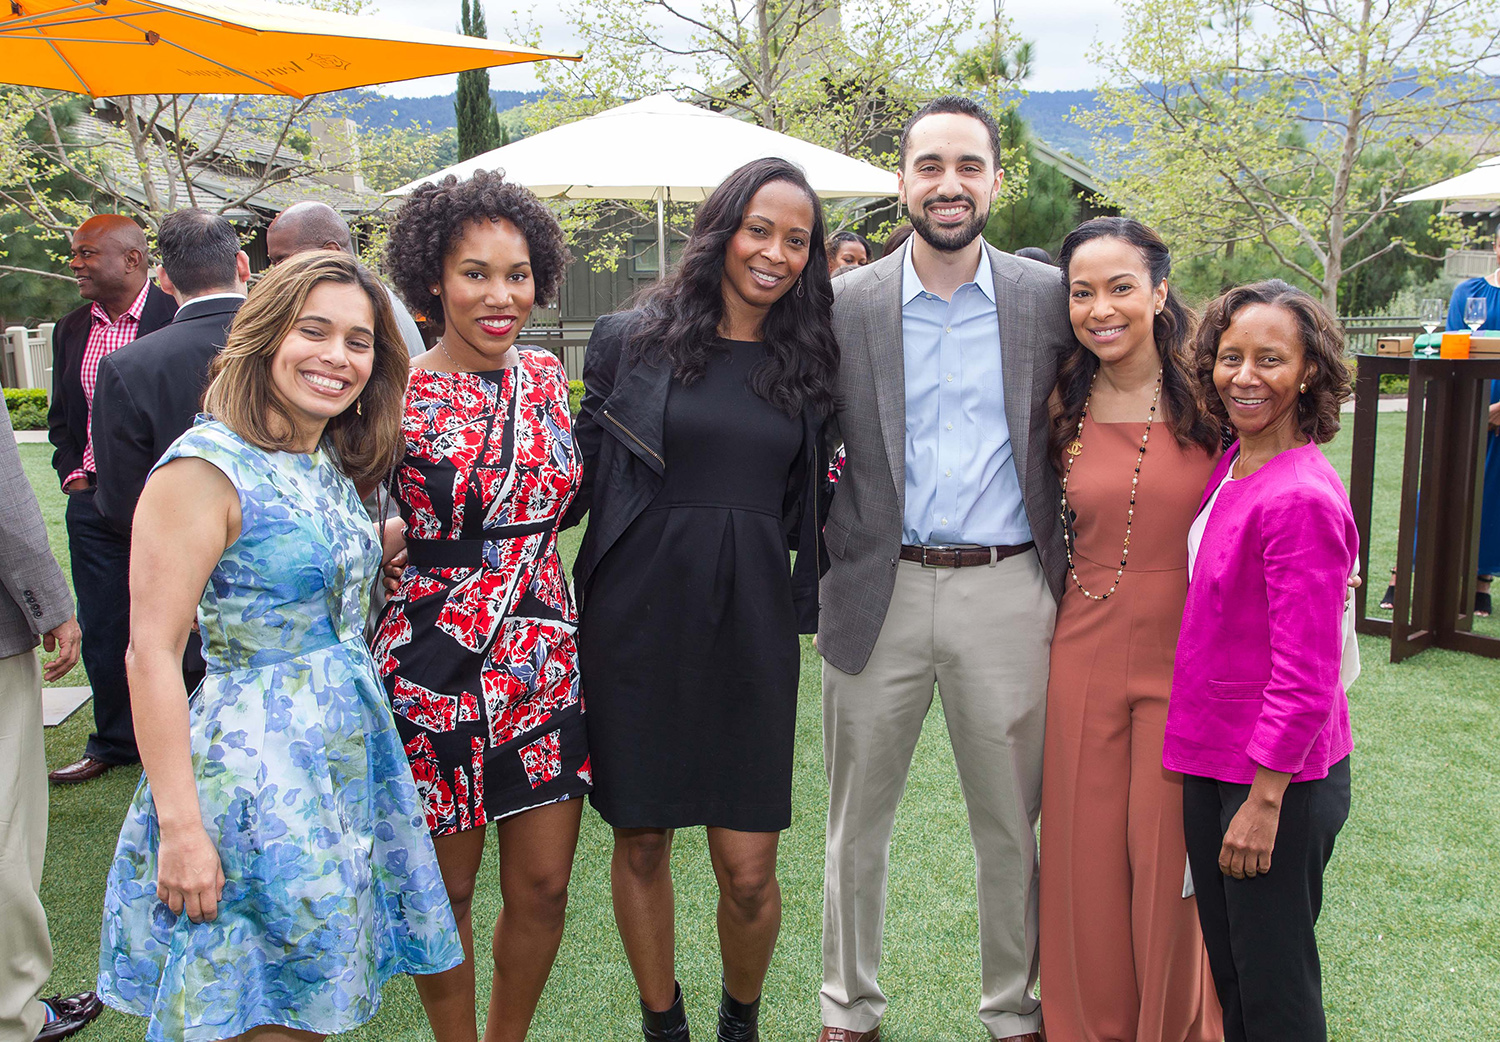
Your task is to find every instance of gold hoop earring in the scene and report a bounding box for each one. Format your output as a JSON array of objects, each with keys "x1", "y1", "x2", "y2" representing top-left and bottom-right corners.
[{"x1": 356, "y1": 399, "x2": 363, "y2": 417}]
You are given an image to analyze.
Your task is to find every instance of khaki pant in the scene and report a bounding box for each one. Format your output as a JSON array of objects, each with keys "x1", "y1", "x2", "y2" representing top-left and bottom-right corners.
[
  {"x1": 0, "y1": 650, "x2": 51, "y2": 1042},
  {"x1": 821, "y1": 553, "x2": 1055, "y2": 1039}
]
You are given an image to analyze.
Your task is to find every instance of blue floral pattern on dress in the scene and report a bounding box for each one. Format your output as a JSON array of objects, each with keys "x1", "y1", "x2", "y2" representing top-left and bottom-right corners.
[{"x1": 98, "y1": 418, "x2": 463, "y2": 1042}]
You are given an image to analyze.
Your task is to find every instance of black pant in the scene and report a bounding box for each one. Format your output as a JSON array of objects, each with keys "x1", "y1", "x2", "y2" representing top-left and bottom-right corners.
[
  {"x1": 66, "y1": 488, "x2": 137, "y2": 764},
  {"x1": 1183, "y1": 756, "x2": 1351, "y2": 1042}
]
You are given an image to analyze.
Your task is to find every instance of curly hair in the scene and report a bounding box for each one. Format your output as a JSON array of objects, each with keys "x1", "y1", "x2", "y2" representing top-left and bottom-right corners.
[
  {"x1": 203, "y1": 251, "x2": 408, "y2": 486},
  {"x1": 1050, "y1": 217, "x2": 1220, "y2": 470},
  {"x1": 1192, "y1": 279, "x2": 1352, "y2": 446},
  {"x1": 628, "y1": 157, "x2": 839, "y2": 417},
  {"x1": 384, "y1": 169, "x2": 572, "y2": 334}
]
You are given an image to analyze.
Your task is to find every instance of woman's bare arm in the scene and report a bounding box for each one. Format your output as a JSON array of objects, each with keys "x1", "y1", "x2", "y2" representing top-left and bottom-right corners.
[{"x1": 126, "y1": 456, "x2": 240, "y2": 922}]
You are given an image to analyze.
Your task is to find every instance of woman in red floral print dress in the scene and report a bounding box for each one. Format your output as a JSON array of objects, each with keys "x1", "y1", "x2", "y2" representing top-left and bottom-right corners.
[{"x1": 375, "y1": 170, "x2": 586, "y2": 1042}]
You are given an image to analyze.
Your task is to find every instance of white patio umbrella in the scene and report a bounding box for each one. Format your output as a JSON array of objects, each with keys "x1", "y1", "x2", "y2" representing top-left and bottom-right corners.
[
  {"x1": 1396, "y1": 157, "x2": 1500, "y2": 204},
  {"x1": 390, "y1": 93, "x2": 899, "y2": 265}
]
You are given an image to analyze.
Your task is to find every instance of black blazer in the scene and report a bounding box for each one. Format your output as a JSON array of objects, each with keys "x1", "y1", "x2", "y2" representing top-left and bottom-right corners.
[
  {"x1": 47, "y1": 283, "x2": 178, "y2": 486},
  {"x1": 92, "y1": 295, "x2": 244, "y2": 534},
  {"x1": 564, "y1": 309, "x2": 832, "y2": 633}
]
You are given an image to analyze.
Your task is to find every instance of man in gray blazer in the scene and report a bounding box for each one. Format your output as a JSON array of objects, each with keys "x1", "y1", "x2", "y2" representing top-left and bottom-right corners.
[
  {"x1": 817, "y1": 96, "x2": 1072, "y2": 1042},
  {"x1": 0, "y1": 403, "x2": 105, "y2": 1040}
]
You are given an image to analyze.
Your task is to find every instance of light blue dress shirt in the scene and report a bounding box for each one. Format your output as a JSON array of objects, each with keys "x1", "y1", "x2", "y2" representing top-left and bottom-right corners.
[{"x1": 901, "y1": 243, "x2": 1032, "y2": 546}]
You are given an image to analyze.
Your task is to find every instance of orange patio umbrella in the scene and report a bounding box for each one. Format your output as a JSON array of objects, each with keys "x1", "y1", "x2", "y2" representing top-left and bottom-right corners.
[{"x1": 0, "y1": 0, "x2": 577, "y2": 97}]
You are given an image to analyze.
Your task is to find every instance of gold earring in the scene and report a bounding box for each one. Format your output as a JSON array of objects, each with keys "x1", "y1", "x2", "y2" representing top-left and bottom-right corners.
[
  {"x1": 1299, "y1": 383, "x2": 1307, "y2": 393},
  {"x1": 356, "y1": 399, "x2": 363, "y2": 417}
]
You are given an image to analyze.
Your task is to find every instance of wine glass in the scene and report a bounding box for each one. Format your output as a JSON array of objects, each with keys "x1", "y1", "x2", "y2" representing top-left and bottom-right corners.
[
  {"x1": 1418, "y1": 297, "x2": 1445, "y2": 355},
  {"x1": 1466, "y1": 296, "x2": 1487, "y2": 333},
  {"x1": 1419, "y1": 297, "x2": 1445, "y2": 335}
]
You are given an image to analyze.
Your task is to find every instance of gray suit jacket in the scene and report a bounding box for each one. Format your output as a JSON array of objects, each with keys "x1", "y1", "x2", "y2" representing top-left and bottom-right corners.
[
  {"x1": 818, "y1": 240, "x2": 1072, "y2": 675},
  {"x1": 0, "y1": 403, "x2": 74, "y2": 659}
]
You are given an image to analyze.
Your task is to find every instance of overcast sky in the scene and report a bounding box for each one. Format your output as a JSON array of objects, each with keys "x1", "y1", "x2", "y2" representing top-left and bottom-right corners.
[{"x1": 369, "y1": 0, "x2": 1124, "y2": 98}]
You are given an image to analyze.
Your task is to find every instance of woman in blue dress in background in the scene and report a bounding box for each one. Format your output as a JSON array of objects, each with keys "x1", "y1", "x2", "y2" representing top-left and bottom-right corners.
[
  {"x1": 1379, "y1": 226, "x2": 1500, "y2": 615},
  {"x1": 1446, "y1": 228, "x2": 1500, "y2": 615},
  {"x1": 98, "y1": 251, "x2": 463, "y2": 1042}
]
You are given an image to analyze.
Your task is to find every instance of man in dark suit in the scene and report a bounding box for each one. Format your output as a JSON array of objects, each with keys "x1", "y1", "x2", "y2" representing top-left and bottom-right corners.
[
  {"x1": 93, "y1": 209, "x2": 249, "y2": 534},
  {"x1": 91, "y1": 208, "x2": 250, "y2": 705},
  {"x1": 46, "y1": 214, "x2": 176, "y2": 784}
]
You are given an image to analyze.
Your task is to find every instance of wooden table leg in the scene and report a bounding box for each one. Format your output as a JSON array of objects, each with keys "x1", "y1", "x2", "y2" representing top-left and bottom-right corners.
[
  {"x1": 1392, "y1": 366, "x2": 1434, "y2": 662},
  {"x1": 1349, "y1": 358, "x2": 1386, "y2": 636}
]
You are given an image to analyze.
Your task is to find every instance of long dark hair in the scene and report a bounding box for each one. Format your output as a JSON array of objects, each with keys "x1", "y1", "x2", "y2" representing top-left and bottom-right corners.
[
  {"x1": 1050, "y1": 217, "x2": 1220, "y2": 468},
  {"x1": 629, "y1": 157, "x2": 839, "y2": 417}
]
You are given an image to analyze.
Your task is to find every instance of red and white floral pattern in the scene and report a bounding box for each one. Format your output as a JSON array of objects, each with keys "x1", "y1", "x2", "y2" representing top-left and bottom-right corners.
[{"x1": 377, "y1": 352, "x2": 588, "y2": 835}]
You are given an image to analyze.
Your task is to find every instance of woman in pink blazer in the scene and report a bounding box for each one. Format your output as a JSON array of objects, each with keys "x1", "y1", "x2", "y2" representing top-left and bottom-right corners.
[{"x1": 1165, "y1": 279, "x2": 1356, "y2": 1042}]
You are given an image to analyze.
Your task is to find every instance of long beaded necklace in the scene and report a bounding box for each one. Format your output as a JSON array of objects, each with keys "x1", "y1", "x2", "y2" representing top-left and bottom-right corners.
[{"x1": 1059, "y1": 366, "x2": 1163, "y2": 601}]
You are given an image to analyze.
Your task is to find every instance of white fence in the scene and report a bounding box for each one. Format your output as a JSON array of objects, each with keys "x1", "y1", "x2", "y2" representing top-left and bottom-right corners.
[
  {"x1": 1445, "y1": 249, "x2": 1496, "y2": 279},
  {"x1": 3, "y1": 325, "x2": 55, "y2": 399}
]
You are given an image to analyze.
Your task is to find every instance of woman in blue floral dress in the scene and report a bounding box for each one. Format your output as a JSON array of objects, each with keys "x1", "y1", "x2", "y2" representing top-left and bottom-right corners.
[{"x1": 97, "y1": 251, "x2": 462, "y2": 1042}]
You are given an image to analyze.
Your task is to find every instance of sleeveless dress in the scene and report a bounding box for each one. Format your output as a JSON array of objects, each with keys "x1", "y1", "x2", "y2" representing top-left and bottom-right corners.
[
  {"x1": 579, "y1": 338, "x2": 805, "y2": 832},
  {"x1": 97, "y1": 419, "x2": 463, "y2": 1042},
  {"x1": 372, "y1": 351, "x2": 590, "y2": 835},
  {"x1": 1039, "y1": 416, "x2": 1222, "y2": 1042}
]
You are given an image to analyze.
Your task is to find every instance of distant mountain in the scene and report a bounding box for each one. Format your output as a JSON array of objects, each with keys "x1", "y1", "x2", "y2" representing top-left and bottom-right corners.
[
  {"x1": 342, "y1": 89, "x2": 545, "y2": 131},
  {"x1": 1015, "y1": 90, "x2": 1100, "y2": 160},
  {"x1": 348, "y1": 87, "x2": 1105, "y2": 159}
]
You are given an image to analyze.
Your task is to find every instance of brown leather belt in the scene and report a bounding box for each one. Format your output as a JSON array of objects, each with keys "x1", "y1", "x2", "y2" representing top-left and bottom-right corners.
[{"x1": 899, "y1": 542, "x2": 1035, "y2": 568}]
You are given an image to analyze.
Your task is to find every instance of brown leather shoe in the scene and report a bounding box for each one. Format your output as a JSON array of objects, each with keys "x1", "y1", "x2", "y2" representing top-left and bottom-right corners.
[
  {"x1": 48, "y1": 756, "x2": 116, "y2": 784},
  {"x1": 35, "y1": 991, "x2": 103, "y2": 1040},
  {"x1": 990, "y1": 1033, "x2": 1043, "y2": 1042},
  {"x1": 818, "y1": 1028, "x2": 879, "y2": 1042}
]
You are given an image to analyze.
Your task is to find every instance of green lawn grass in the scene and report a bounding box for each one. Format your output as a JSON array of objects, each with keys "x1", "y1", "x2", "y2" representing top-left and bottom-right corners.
[{"x1": 20, "y1": 417, "x2": 1500, "y2": 1040}]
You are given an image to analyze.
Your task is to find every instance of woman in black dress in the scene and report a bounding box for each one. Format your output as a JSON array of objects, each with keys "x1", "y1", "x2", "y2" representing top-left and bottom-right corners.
[{"x1": 567, "y1": 157, "x2": 838, "y2": 1041}]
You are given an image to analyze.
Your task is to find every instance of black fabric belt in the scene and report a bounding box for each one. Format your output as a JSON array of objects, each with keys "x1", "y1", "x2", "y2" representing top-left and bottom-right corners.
[
  {"x1": 899, "y1": 542, "x2": 1035, "y2": 568},
  {"x1": 406, "y1": 538, "x2": 492, "y2": 569}
]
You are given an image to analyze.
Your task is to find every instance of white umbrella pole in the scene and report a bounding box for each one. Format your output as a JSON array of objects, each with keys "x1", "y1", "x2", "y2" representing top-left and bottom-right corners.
[{"x1": 656, "y1": 192, "x2": 667, "y2": 280}]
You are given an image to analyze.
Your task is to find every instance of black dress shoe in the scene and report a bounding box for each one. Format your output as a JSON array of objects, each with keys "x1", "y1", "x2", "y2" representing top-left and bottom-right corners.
[
  {"x1": 642, "y1": 982, "x2": 690, "y2": 1041},
  {"x1": 717, "y1": 983, "x2": 760, "y2": 1042},
  {"x1": 36, "y1": 992, "x2": 103, "y2": 1041},
  {"x1": 47, "y1": 756, "x2": 117, "y2": 785}
]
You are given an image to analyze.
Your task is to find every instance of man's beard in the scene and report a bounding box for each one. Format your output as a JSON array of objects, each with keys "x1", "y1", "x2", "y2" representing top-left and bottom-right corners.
[{"x1": 909, "y1": 194, "x2": 990, "y2": 252}]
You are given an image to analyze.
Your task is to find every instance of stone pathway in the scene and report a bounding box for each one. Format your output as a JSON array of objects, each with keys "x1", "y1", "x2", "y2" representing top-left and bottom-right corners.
[{"x1": 44, "y1": 686, "x2": 91, "y2": 727}]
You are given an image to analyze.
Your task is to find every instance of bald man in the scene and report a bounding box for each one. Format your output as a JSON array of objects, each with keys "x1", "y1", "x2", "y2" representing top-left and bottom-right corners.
[
  {"x1": 267, "y1": 201, "x2": 426, "y2": 357},
  {"x1": 46, "y1": 214, "x2": 177, "y2": 785}
]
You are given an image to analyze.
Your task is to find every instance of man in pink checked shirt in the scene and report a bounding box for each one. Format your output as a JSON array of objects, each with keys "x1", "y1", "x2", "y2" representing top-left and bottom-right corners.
[{"x1": 45, "y1": 214, "x2": 176, "y2": 785}]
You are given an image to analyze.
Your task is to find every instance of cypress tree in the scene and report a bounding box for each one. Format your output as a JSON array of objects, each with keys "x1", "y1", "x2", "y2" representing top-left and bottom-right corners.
[{"x1": 455, "y1": 0, "x2": 502, "y2": 161}]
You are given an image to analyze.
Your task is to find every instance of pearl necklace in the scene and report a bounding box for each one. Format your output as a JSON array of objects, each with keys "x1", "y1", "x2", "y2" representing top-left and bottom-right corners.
[{"x1": 1059, "y1": 367, "x2": 1163, "y2": 602}]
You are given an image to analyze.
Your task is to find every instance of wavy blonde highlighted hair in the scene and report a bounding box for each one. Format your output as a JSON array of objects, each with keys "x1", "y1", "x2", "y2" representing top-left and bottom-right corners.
[{"x1": 202, "y1": 250, "x2": 408, "y2": 486}]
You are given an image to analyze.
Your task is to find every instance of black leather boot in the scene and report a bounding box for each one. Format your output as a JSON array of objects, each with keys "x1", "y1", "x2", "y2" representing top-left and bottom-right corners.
[
  {"x1": 642, "y1": 982, "x2": 691, "y2": 1041},
  {"x1": 716, "y1": 983, "x2": 760, "y2": 1042}
]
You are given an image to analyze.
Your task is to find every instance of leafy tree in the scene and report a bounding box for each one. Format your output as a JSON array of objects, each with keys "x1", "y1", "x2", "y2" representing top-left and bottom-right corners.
[
  {"x1": 982, "y1": 111, "x2": 1082, "y2": 257},
  {"x1": 1079, "y1": 0, "x2": 1497, "y2": 308},
  {"x1": 516, "y1": 0, "x2": 989, "y2": 269},
  {"x1": 0, "y1": 91, "x2": 93, "y2": 324},
  {"x1": 456, "y1": 0, "x2": 503, "y2": 161},
  {"x1": 525, "y1": 0, "x2": 976, "y2": 158},
  {"x1": 361, "y1": 123, "x2": 457, "y2": 193}
]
